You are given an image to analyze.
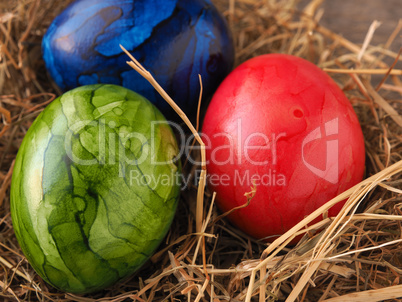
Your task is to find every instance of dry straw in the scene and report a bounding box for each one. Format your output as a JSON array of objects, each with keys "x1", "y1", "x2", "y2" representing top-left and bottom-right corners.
[{"x1": 1, "y1": 0, "x2": 402, "y2": 301}]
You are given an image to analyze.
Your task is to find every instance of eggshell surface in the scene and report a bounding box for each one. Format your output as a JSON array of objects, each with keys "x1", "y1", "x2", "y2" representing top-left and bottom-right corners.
[
  {"x1": 202, "y1": 54, "x2": 365, "y2": 242},
  {"x1": 10, "y1": 84, "x2": 181, "y2": 293},
  {"x1": 42, "y1": 0, "x2": 234, "y2": 119}
]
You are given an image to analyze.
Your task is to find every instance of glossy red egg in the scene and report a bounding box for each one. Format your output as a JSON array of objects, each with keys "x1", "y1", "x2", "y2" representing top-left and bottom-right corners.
[{"x1": 202, "y1": 54, "x2": 365, "y2": 242}]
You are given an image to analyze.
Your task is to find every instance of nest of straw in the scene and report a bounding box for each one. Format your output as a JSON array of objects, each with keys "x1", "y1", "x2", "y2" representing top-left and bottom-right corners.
[{"x1": 1, "y1": 0, "x2": 402, "y2": 301}]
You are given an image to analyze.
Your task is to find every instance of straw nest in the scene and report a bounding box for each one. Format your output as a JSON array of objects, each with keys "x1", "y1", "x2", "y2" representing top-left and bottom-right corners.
[{"x1": 1, "y1": 0, "x2": 402, "y2": 301}]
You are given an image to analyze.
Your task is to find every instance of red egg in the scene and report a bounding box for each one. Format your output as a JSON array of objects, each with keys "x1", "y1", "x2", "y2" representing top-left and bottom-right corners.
[{"x1": 202, "y1": 54, "x2": 365, "y2": 242}]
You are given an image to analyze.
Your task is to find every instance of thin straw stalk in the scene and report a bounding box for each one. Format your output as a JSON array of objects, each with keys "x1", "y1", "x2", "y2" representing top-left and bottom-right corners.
[{"x1": 120, "y1": 45, "x2": 207, "y2": 234}]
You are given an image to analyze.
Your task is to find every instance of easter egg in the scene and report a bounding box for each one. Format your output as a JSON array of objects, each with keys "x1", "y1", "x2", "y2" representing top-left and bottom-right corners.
[
  {"x1": 42, "y1": 0, "x2": 235, "y2": 120},
  {"x1": 10, "y1": 84, "x2": 181, "y2": 293},
  {"x1": 202, "y1": 54, "x2": 365, "y2": 242}
]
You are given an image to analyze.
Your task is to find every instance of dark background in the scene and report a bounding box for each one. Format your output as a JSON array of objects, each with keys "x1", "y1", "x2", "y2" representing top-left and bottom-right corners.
[{"x1": 302, "y1": 0, "x2": 401, "y2": 50}]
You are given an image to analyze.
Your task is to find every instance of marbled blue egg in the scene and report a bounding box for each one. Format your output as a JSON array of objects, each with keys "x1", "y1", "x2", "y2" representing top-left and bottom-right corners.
[{"x1": 42, "y1": 0, "x2": 234, "y2": 120}]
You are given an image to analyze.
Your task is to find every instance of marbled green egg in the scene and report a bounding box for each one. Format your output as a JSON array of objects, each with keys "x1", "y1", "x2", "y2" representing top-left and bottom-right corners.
[{"x1": 10, "y1": 84, "x2": 181, "y2": 294}]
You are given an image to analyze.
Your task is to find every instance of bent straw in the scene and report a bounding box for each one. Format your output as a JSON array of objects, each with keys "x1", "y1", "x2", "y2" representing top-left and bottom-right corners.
[{"x1": 120, "y1": 45, "x2": 206, "y2": 234}]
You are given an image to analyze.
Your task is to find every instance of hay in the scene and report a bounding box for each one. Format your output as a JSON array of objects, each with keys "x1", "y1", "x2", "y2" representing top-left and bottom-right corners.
[{"x1": 1, "y1": 0, "x2": 402, "y2": 301}]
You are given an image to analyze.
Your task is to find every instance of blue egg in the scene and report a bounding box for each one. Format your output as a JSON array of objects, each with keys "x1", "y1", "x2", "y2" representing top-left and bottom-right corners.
[{"x1": 42, "y1": 0, "x2": 235, "y2": 120}]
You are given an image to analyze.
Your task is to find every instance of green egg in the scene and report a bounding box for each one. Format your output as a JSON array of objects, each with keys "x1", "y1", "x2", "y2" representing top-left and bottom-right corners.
[{"x1": 10, "y1": 84, "x2": 181, "y2": 294}]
